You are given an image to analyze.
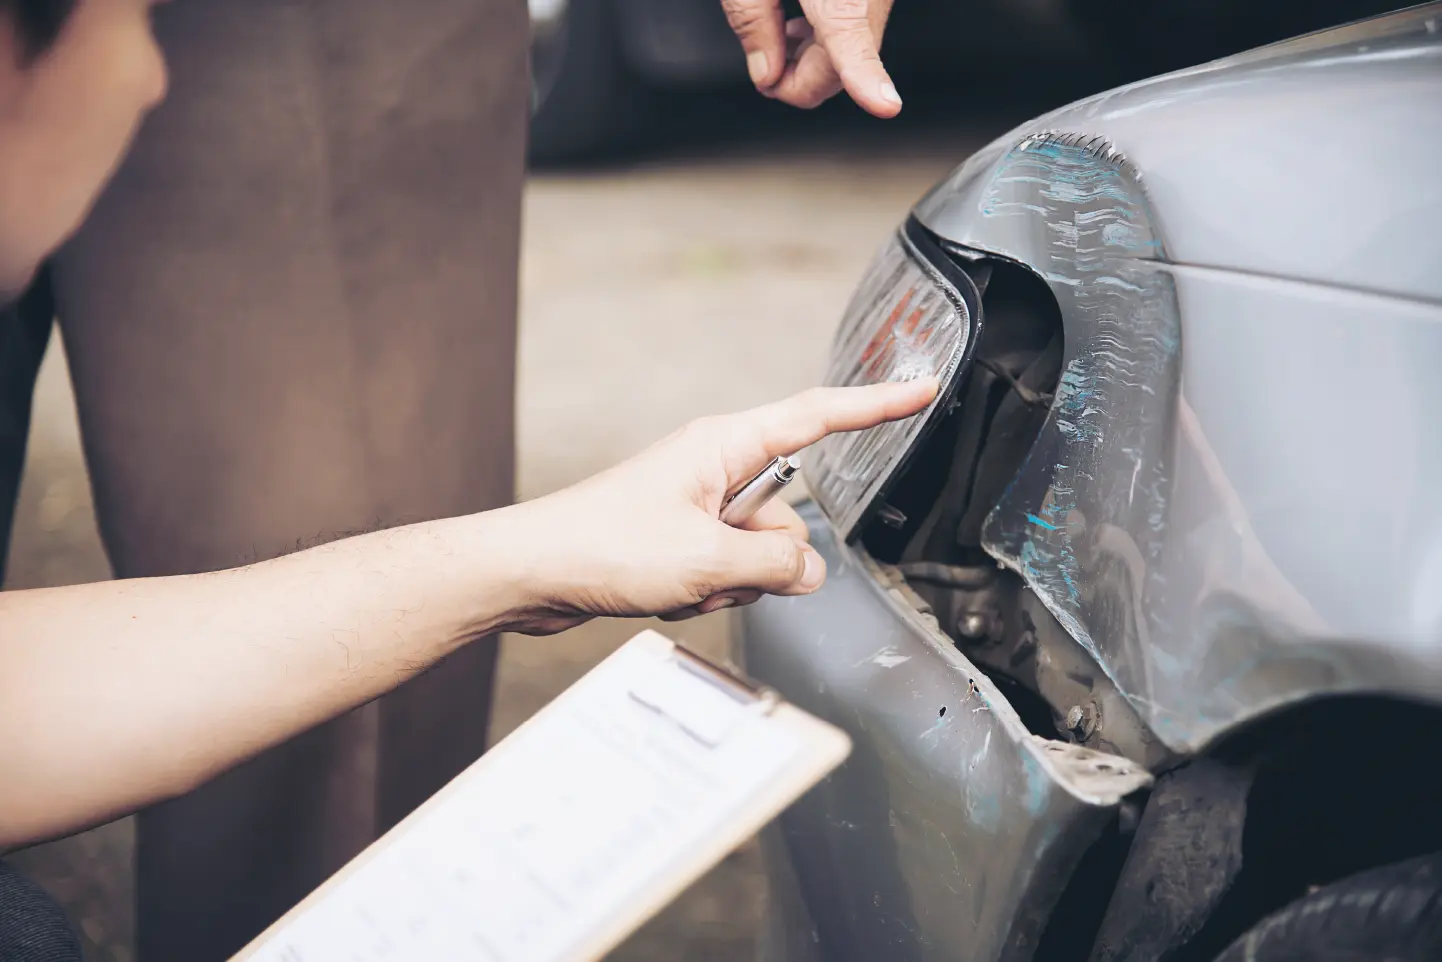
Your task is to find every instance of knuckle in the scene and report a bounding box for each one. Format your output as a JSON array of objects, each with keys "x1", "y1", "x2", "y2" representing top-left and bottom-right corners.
[
  {"x1": 798, "y1": 386, "x2": 830, "y2": 409},
  {"x1": 692, "y1": 532, "x2": 732, "y2": 591},
  {"x1": 690, "y1": 570, "x2": 722, "y2": 603},
  {"x1": 762, "y1": 535, "x2": 802, "y2": 579},
  {"x1": 820, "y1": 0, "x2": 870, "y2": 21},
  {"x1": 799, "y1": 386, "x2": 836, "y2": 428},
  {"x1": 721, "y1": 0, "x2": 769, "y2": 31},
  {"x1": 679, "y1": 415, "x2": 719, "y2": 444}
]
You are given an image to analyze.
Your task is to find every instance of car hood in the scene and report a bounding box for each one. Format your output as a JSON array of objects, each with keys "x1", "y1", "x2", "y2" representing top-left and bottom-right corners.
[{"x1": 915, "y1": 3, "x2": 1442, "y2": 304}]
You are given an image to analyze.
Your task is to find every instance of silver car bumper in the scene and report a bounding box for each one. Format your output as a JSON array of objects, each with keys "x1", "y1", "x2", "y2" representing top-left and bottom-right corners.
[{"x1": 738, "y1": 502, "x2": 1151, "y2": 962}]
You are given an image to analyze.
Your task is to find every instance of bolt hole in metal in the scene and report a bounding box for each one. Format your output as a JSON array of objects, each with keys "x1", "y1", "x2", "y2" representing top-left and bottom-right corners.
[
  {"x1": 957, "y1": 611, "x2": 992, "y2": 643},
  {"x1": 1066, "y1": 702, "x2": 1100, "y2": 741}
]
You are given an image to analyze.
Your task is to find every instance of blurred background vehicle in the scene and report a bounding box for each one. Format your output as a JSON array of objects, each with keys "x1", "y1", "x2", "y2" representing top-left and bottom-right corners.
[{"x1": 528, "y1": 0, "x2": 1402, "y2": 164}]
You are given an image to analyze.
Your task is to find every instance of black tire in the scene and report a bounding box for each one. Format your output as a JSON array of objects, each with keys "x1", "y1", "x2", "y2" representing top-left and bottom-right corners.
[
  {"x1": 1213, "y1": 852, "x2": 1442, "y2": 962},
  {"x1": 528, "y1": 0, "x2": 647, "y2": 166}
]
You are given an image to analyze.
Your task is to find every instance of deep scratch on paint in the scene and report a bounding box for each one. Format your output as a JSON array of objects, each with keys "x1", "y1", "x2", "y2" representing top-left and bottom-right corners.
[{"x1": 976, "y1": 132, "x2": 1181, "y2": 688}]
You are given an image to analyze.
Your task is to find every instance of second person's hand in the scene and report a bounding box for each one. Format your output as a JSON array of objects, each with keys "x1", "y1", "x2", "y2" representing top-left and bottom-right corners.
[
  {"x1": 722, "y1": 0, "x2": 901, "y2": 116},
  {"x1": 501, "y1": 377, "x2": 937, "y2": 634}
]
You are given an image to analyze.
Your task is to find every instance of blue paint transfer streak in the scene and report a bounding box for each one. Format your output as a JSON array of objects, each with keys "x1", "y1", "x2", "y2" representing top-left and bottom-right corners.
[
  {"x1": 979, "y1": 132, "x2": 1181, "y2": 696},
  {"x1": 1020, "y1": 751, "x2": 1052, "y2": 817},
  {"x1": 920, "y1": 714, "x2": 950, "y2": 742},
  {"x1": 1021, "y1": 357, "x2": 1099, "y2": 614},
  {"x1": 964, "y1": 771, "x2": 1003, "y2": 834}
]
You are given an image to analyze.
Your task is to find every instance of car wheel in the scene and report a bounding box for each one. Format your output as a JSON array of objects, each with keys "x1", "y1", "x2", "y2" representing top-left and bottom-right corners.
[
  {"x1": 528, "y1": 0, "x2": 646, "y2": 165},
  {"x1": 1213, "y1": 852, "x2": 1442, "y2": 962}
]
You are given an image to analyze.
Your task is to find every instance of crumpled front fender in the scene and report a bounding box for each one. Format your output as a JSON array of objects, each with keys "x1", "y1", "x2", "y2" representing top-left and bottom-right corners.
[
  {"x1": 909, "y1": 5, "x2": 1442, "y2": 752},
  {"x1": 739, "y1": 503, "x2": 1150, "y2": 962}
]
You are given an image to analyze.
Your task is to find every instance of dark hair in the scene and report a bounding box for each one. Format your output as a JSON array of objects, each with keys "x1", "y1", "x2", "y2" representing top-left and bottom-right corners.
[{"x1": 1, "y1": 0, "x2": 77, "y2": 61}]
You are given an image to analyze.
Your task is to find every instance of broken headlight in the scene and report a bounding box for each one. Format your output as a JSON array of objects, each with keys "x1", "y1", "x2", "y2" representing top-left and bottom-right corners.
[{"x1": 807, "y1": 218, "x2": 980, "y2": 540}]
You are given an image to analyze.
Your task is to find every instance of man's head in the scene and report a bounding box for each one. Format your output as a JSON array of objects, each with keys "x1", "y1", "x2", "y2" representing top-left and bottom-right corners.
[{"x1": 0, "y1": 0, "x2": 167, "y2": 296}]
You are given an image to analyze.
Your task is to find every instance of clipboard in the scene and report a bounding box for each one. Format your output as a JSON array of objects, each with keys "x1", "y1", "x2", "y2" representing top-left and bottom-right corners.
[{"x1": 233, "y1": 629, "x2": 851, "y2": 962}]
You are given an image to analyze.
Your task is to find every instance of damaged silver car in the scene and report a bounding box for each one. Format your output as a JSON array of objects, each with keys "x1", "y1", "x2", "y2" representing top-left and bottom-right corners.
[{"x1": 738, "y1": 5, "x2": 1442, "y2": 960}]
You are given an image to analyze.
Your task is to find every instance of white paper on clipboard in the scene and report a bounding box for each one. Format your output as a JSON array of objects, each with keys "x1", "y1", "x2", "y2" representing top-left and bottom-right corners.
[{"x1": 234, "y1": 630, "x2": 851, "y2": 962}]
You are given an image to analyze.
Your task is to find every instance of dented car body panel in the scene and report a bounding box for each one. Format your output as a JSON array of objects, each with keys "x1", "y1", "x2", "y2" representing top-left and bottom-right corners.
[
  {"x1": 916, "y1": 5, "x2": 1442, "y2": 305},
  {"x1": 739, "y1": 503, "x2": 1150, "y2": 962},
  {"x1": 740, "y1": 6, "x2": 1442, "y2": 960},
  {"x1": 910, "y1": 3, "x2": 1442, "y2": 752}
]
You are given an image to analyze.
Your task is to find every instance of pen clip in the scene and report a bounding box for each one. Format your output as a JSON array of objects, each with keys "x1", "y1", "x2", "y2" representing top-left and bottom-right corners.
[
  {"x1": 625, "y1": 643, "x2": 780, "y2": 748},
  {"x1": 670, "y1": 644, "x2": 780, "y2": 715}
]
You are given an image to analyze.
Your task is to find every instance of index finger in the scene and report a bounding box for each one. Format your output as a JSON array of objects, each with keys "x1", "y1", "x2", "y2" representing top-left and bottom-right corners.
[
  {"x1": 766, "y1": 33, "x2": 844, "y2": 110},
  {"x1": 800, "y1": 0, "x2": 901, "y2": 117},
  {"x1": 720, "y1": 378, "x2": 939, "y2": 484}
]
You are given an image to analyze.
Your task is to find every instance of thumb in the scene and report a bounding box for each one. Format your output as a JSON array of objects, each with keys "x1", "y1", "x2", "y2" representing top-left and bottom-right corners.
[
  {"x1": 803, "y1": 0, "x2": 900, "y2": 117},
  {"x1": 722, "y1": 0, "x2": 787, "y2": 88},
  {"x1": 714, "y1": 528, "x2": 828, "y2": 596}
]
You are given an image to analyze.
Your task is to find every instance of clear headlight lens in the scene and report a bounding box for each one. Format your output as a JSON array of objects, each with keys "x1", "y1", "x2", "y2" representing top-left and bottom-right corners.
[{"x1": 806, "y1": 223, "x2": 977, "y2": 540}]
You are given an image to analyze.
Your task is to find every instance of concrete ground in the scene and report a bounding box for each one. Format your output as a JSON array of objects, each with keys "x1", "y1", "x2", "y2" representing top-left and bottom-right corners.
[{"x1": 5, "y1": 80, "x2": 1064, "y2": 960}]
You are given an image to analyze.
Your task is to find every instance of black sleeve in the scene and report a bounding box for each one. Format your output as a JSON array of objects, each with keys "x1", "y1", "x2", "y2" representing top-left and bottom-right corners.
[
  {"x1": 0, "y1": 861, "x2": 84, "y2": 962},
  {"x1": 0, "y1": 264, "x2": 56, "y2": 588}
]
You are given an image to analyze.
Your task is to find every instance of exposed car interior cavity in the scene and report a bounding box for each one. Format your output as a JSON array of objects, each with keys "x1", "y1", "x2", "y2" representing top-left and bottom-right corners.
[
  {"x1": 859, "y1": 244, "x2": 1063, "y2": 568},
  {"x1": 854, "y1": 237, "x2": 1163, "y2": 760}
]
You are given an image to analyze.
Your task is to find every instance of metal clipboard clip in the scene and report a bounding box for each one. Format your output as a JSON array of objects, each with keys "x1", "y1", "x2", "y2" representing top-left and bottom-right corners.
[{"x1": 626, "y1": 640, "x2": 781, "y2": 748}]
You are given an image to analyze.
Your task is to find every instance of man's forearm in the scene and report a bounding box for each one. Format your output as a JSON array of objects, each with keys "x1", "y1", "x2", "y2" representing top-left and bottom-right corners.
[{"x1": 0, "y1": 508, "x2": 535, "y2": 850}]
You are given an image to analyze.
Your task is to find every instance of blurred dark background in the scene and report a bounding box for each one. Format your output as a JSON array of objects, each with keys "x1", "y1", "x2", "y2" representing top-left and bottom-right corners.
[{"x1": 528, "y1": 0, "x2": 1402, "y2": 165}]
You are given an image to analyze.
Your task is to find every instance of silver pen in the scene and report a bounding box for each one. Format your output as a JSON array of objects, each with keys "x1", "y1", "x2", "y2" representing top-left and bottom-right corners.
[{"x1": 720, "y1": 455, "x2": 800, "y2": 526}]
